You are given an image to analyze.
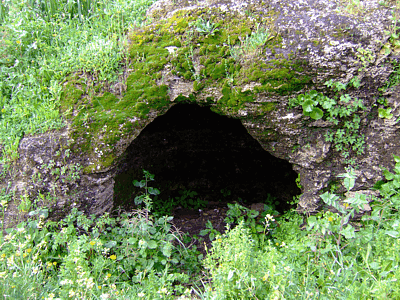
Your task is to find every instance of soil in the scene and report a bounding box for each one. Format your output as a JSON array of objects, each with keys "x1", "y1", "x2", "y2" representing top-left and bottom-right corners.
[{"x1": 170, "y1": 200, "x2": 231, "y2": 256}]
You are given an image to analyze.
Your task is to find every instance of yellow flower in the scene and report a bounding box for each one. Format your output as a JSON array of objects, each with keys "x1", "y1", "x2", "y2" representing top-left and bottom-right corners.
[
  {"x1": 27, "y1": 248, "x2": 32, "y2": 253},
  {"x1": 328, "y1": 216, "x2": 333, "y2": 222},
  {"x1": 1, "y1": 253, "x2": 5, "y2": 258},
  {"x1": 98, "y1": 286, "x2": 102, "y2": 290},
  {"x1": 53, "y1": 262, "x2": 57, "y2": 266},
  {"x1": 109, "y1": 255, "x2": 116, "y2": 260},
  {"x1": 16, "y1": 40, "x2": 21, "y2": 44},
  {"x1": 90, "y1": 241, "x2": 96, "y2": 246},
  {"x1": 107, "y1": 273, "x2": 111, "y2": 278},
  {"x1": 262, "y1": 274, "x2": 269, "y2": 281},
  {"x1": 275, "y1": 242, "x2": 279, "y2": 246}
]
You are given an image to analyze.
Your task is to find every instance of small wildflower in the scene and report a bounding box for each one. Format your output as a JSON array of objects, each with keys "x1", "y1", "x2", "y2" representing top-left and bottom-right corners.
[
  {"x1": 53, "y1": 262, "x2": 57, "y2": 266},
  {"x1": 89, "y1": 241, "x2": 96, "y2": 246},
  {"x1": 262, "y1": 274, "x2": 269, "y2": 281},
  {"x1": 109, "y1": 254, "x2": 116, "y2": 260},
  {"x1": 275, "y1": 242, "x2": 280, "y2": 246},
  {"x1": 1, "y1": 253, "x2": 5, "y2": 258},
  {"x1": 98, "y1": 286, "x2": 102, "y2": 290},
  {"x1": 138, "y1": 292, "x2": 145, "y2": 297},
  {"x1": 281, "y1": 242, "x2": 286, "y2": 247},
  {"x1": 45, "y1": 293, "x2": 55, "y2": 300},
  {"x1": 107, "y1": 273, "x2": 111, "y2": 278},
  {"x1": 284, "y1": 266, "x2": 292, "y2": 272},
  {"x1": 27, "y1": 248, "x2": 32, "y2": 253},
  {"x1": 158, "y1": 287, "x2": 168, "y2": 294},
  {"x1": 328, "y1": 216, "x2": 333, "y2": 222},
  {"x1": 69, "y1": 289, "x2": 75, "y2": 297}
]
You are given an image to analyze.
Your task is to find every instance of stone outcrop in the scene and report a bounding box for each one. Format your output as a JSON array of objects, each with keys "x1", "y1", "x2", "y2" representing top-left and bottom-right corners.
[{"x1": 1, "y1": 0, "x2": 400, "y2": 226}]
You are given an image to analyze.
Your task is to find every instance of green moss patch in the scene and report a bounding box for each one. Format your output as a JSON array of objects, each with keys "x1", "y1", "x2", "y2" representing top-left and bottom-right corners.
[{"x1": 60, "y1": 7, "x2": 313, "y2": 170}]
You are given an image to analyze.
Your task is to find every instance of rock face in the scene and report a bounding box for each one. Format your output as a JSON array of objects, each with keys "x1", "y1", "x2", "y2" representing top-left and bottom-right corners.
[{"x1": 1, "y1": 0, "x2": 400, "y2": 226}]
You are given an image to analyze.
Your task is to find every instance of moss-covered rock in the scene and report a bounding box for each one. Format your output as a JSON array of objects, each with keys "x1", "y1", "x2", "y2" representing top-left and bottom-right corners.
[{"x1": 3, "y1": 0, "x2": 400, "y2": 224}]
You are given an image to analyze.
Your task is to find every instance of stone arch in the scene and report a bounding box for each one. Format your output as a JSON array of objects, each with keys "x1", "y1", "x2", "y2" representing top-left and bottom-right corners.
[{"x1": 113, "y1": 103, "x2": 300, "y2": 214}]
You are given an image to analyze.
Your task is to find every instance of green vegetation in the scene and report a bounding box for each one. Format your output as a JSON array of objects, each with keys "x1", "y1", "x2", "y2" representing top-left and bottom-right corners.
[
  {"x1": 1, "y1": 1, "x2": 400, "y2": 299},
  {"x1": 2, "y1": 157, "x2": 400, "y2": 299},
  {"x1": 289, "y1": 77, "x2": 365, "y2": 165},
  {"x1": 0, "y1": 0, "x2": 156, "y2": 161}
]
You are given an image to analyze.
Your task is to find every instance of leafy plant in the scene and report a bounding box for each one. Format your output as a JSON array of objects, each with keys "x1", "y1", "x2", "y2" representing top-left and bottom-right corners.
[
  {"x1": 229, "y1": 25, "x2": 272, "y2": 60},
  {"x1": 133, "y1": 170, "x2": 160, "y2": 218},
  {"x1": 378, "y1": 107, "x2": 394, "y2": 119},
  {"x1": 199, "y1": 220, "x2": 221, "y2": 241},
  {"x1": 193, "y1": 17, "x2": 219, "y2": 36},
  {"x1": 289, "y1": 77, "x2": 366, "y2": 163}
]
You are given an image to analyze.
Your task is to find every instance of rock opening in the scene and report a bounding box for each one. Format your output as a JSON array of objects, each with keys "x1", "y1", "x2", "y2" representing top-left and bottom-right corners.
[{"x1": 113, "y1": 103, "x2": 300, "y2": 215}]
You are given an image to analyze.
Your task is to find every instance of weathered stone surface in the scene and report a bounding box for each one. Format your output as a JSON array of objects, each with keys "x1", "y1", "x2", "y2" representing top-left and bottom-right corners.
[{"x1": 1, "y1": 0, "x2": 400, "y2": 226}]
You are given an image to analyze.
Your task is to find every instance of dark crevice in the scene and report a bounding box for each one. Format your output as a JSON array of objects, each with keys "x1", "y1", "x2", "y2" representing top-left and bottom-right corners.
[{"x1": 113, "y1": 103, "x2": 300, "y2": 215}]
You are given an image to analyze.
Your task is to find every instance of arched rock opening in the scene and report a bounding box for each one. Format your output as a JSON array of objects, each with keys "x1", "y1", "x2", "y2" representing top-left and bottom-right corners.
[{"x1": 113, "y1": 103, "x2": 300, "y2": 215}]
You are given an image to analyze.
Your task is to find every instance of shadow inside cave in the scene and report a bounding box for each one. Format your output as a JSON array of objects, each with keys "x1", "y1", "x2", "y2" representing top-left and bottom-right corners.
[{"x1": 113, "y1": 103, "x2": 301, "y2": 216}]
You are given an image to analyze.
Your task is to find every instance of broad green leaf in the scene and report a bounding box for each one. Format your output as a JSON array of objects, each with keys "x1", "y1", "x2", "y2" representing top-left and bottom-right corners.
[
  {"x1": 148, "y1": 187, "x2": 160, "y2": 195},
  {"x1": 383, "y1": 169, "x2": 394, "y2": 181},
  {"x1": 128, "y1": 237, "x2": 137, "y2": 245},
  {"x1": 147, "y1": 240, "x2": 158, "y2": 249},
  {"x1": 378, "y1": 107, "x2": 393, "y2": 119},
  {"x1": 104, "y1": 241, "x2": 117, "y2": 248},
  {"x1": 302, "y1": 100, "x2": 314, "y2": 112},
  {"x1": 162, "y1": 244, "x2": 172, "y2": 257},
  {"x1": 310, "y1": 107, "x2": 324, "y2": 120},
  {"x1": 384, "y1": 230, "x2": 398, "y2": 238},
  {"x1": 340, "y1": 225, "x2": 355, "y2": 239},
  {"x1": 209, "y1": 232, "x2": 215, "y2": 241},
  {"x1": 199, "y1": 229, "x2": 208, "y2": 236},
  {"x1": 133, "y1": 180, "x2": 145, "y2": 188}
]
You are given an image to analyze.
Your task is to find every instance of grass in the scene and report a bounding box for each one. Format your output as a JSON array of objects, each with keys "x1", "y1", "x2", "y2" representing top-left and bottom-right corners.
[{"x1": 0, "y1": 0, "x2": 156, "y2": 161}]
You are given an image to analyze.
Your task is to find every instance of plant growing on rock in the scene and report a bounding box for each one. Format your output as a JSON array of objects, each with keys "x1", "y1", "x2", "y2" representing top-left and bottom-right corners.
[{"x1": 289, "y1": 77, "x2": 365, "y2": 164}]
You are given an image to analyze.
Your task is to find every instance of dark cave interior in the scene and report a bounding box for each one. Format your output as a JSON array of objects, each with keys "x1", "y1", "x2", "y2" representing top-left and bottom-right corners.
[{"x1": 113, "y1": 103, "x2": 301, "y2": 216}]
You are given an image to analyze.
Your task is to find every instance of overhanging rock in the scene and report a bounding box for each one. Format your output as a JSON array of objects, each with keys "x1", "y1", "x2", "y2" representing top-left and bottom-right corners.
[{"x1": 2, "y1": 0, "x2": 400, "y2": 226}]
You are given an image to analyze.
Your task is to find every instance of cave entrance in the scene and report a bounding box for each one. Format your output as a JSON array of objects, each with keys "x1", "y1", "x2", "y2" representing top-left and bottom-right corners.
[{"x1": 113, "y1": 103, "x2": 301, "y2": 219}]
